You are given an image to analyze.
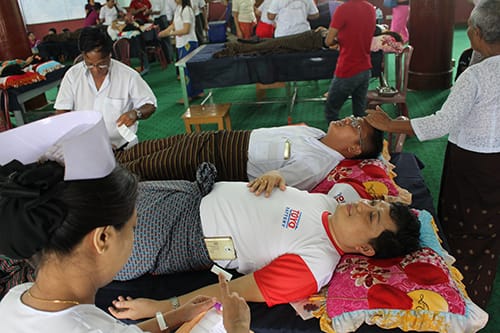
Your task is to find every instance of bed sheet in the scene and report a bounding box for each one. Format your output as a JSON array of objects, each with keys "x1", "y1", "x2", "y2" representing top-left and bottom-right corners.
[
  {"x1": 1, "y1": 66, "x2": 69, "y2": 126},
  {"x1": 184, "y1": 43, "x2": 383, "y2": 92},
  {"x1": 95, "y1": 152, "x2": 441, "y2": 333}
]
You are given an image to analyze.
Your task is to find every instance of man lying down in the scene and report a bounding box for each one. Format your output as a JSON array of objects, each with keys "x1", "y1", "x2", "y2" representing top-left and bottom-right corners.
[
  {"x1": 213, "y1": 26, "x2": 404, "y2": 58},
  {"x1": 109, "y1": 163, "x2": 420, "y2": 320}
]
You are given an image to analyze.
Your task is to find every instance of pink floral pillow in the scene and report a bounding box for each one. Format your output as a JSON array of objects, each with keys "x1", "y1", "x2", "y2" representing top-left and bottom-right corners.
[
  {"x1": 310, "y1": 159, "x2": 399, "y2": 199},
  {"x1": 316, "y1": 211, "x2": 489, "y2": 333}
]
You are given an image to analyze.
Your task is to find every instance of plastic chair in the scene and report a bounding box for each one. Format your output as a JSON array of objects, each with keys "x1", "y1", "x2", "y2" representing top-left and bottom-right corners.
[
  {"x1": 387, "y1": 116, "x2": 409, "y2": 153},
  {"x1": 143, "y1": 27, "x2": 168, "y2": 69},
  {"x1": 113, "y1": 39, "x2": 131, "y2": 66},
  {"x1": 367, "y1": 45, "x2": 414, "y2": 118}
]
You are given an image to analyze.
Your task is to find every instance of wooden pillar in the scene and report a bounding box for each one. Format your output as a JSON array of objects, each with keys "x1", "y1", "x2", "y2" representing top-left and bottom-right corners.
[
  {"x1": 408, "y1": 0, "x2": 456, "y2": 90},
  {"x1": 0, "y1": 0, "x2": 31, "y2": 60}
]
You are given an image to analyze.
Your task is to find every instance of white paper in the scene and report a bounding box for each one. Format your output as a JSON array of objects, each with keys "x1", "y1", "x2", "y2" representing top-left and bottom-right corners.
[{"x1": 190, "y1": 308, "x2": 226, "y2": 333}]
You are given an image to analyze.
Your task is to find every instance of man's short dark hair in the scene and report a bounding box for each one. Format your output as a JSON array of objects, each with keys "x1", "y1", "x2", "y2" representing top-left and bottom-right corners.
[
  {"x1": 78, "y1": 26, "x2": 113, "y2": 55},
  {"x1": 369, "y1": 202, "x2": 421, "y2": 258},
  {"x1": 357, "y1": 127, "x2": 384, "y2": 159}
]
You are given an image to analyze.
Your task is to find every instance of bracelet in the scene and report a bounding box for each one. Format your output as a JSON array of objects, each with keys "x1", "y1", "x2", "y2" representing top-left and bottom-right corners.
[
  {"x1": 168, "y1": 296, "x2": 180, "y2": 310},
  {"x1": 156, "y1": 311, "x2": 169, "y2": 331}
]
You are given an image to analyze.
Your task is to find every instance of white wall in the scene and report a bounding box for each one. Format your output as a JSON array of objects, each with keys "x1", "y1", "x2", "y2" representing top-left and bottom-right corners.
[{"x1": 18, "y1": 0, "x2": 85, "y2": 24}]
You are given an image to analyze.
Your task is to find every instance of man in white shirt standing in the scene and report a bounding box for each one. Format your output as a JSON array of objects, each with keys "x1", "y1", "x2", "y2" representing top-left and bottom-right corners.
[
  {"x1": 267, "y1": 0, "x2": 319, "y2": 38},
  {"x1": 54, "y1": 27, "x2": 157, "y2": 150}
]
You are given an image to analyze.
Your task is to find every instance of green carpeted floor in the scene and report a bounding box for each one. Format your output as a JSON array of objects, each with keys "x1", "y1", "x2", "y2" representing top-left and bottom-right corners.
[{"x1": 31, "y1": 27, "x2": 498, "y2": 332}]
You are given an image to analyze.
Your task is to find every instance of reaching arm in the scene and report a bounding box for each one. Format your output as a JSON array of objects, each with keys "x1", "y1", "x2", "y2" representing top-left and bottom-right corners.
[
  {"x1": 366, "y1": 107, "x2": 415, "y2": 136},
  {"x1": 325, "y1": 27, "x2": 339, "y2": 47},
  {"x1": 116, "y1": 103, "x2": 156, "y2": 127},
  {"x1": 307, "y1": 12, "x2": 320, "y2": 20},
  {"x1": 158, "y1": 22, "x2": 175, "y2": 38},
  {"x1": 109, "y1": 274, "x2": 263, "y2": 320}
]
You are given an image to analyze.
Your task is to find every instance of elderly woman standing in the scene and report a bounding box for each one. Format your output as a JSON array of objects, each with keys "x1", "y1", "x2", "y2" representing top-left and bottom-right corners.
[{"x1": 366, "y1": 0, "x2": 500, "y2": 309}]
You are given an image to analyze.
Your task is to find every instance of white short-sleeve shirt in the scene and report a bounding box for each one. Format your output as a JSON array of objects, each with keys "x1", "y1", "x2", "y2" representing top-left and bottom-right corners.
[
  {"x1": 54, "y1": 59, "x2": 157, "y2": 148},
  {"x1": 232, "y1": 0, "x2": 257, "y2": 23},
  {"x1": 268, "y1": 0, "x2": 318, "y2": 37},
  {"x1": 0, "y1": 283, "x2": 143, "y2": 333},
  {"x1": 200, "y1": 182, "x2": 340, "y2": 303},
  {"x1": 247, "y1": 126, "x2": 345, "y2": 191}
]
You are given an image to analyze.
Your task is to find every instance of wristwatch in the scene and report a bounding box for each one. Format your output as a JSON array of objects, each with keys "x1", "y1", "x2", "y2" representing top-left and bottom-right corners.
[{"x1": 134, "y1": 108, "x2": 143, "y2": 119}]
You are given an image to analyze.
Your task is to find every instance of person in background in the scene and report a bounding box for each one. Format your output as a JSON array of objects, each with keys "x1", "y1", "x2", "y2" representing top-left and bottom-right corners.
[
  {"x1": 85, "y1": 0, "x2": 96, "y2": 16},
  {"x1": 267, "y1": 0, "x2": 319, "y2": 38},
  {"x1": 158, "y1": 0, "x2": 204, "y2": 104},
  {"x1": 323, "y1": 0, "x2": 375, "y2": 123},
  {"x1": 100, "y1": 0, "x2": 127, "y2": 26},
  {"x1": 192, "y1": 0, "x2": 208, "y2": 43},
  {"x1": 232, "y1": 0, "x2": 257, "y2": 40},
  {"x1": 255, "y1": 0, "x2": 274, "y2": 38},
  {"x1": 128, "y1": 0, "x2": 153, "y2": 24},
  {"x1": 390, "y1": 0, "x2": 410, "y2": 43},
  {"x1": 0, "y1": 112, "x2": 226, "y2": 333},
  {"x1": 27, "y1": 31, "x2": 40, "y2": 54},
  {"x1": 84, "y1": 2, "x2": 102, "y2": 27},
  {"x1": 54, "y1": 27, "x2": 156, "y2": 150},
  {"x1": 365, "y1": 0, "x2": 500, "y2": 309}
]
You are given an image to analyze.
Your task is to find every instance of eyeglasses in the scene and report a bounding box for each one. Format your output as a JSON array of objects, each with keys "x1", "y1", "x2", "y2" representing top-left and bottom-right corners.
[
  {"x1": 347, "y1": 116, "x2": 364, "y2": 150},
  {"x1": 83, "y1": 63, "x2": 110, "y2": 70}
]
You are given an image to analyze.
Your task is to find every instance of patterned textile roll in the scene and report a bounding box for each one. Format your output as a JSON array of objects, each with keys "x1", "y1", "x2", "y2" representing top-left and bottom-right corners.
[
  {"x1": 115, "y1": 130, "x2": 251, "y2": 181},
  {"x1": 438, "y1": 142, "x2": 500, "y2": 309}
]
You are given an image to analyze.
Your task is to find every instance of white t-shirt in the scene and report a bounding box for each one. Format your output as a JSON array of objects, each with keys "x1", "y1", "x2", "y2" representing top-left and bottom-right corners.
[
  {"x1": 410, "y1": 55, "x2": 500, "y2": 153},
  {"x1": 99, "y1": 5, "x2": 125, "y2": 25},
  {"x1": 190, "y1": 0, "x2": 206, "y2": 16},
  {"x1": 247, "y1": 126, "x2": 345, "y2": 191},
  {"x1": 165, "y1": 0, "x2": 177, "y2": 21},
  {"x1": 151, "y1": 0, "x2": 168, "y2": 18},
  {"x1": 0, "y1": 283, "x2": 144, "y2": 333},
  {"x1": 174, "y1": 5, "x2": 198, "y2": 47},
  {"x1": 54, "y1": 59, "x2": 157, "y2": 148},
  {"x1": 268, "y1": 0, "x2": 318, "y2": 37},
  {"x1": 200, "y1": 182, "x2": 341, "y2": 306},
  {"x1": 258, "y1": 0, "x2": 274, "y2": 25},
  {"x1": 232, "y1": 0, "x2": 257, "y2": 23}
]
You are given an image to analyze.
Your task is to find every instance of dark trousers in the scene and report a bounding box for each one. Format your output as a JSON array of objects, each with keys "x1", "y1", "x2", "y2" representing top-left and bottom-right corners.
[{"x1": 324, "y1": 69, "x2": 371, "y2": 122}]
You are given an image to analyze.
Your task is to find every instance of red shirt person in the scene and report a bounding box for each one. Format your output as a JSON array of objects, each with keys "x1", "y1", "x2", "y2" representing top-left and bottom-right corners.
[{"x1": 129, "y1": 0, "x2": 153, "y2": 23}]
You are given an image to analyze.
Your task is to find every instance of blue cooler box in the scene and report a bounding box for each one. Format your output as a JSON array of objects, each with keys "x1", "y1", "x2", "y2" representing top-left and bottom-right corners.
[{"x1": 208, "y1": 21, "x2": 227, "y2": 43}]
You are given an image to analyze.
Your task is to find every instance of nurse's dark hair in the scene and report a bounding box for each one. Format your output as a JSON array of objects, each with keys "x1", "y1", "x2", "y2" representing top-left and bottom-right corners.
[
  {"x1": 0, "y1": 162, "x2": 138, "y2": 259},
  {"x1": 48, "y1": 165, "x2": 138, "y2": 255}
]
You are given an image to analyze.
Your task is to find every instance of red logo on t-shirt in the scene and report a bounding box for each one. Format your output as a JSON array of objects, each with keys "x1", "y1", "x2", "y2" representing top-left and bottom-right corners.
[{"x1": 282, "y1": 207, "x2": 302, "y2": 230}]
